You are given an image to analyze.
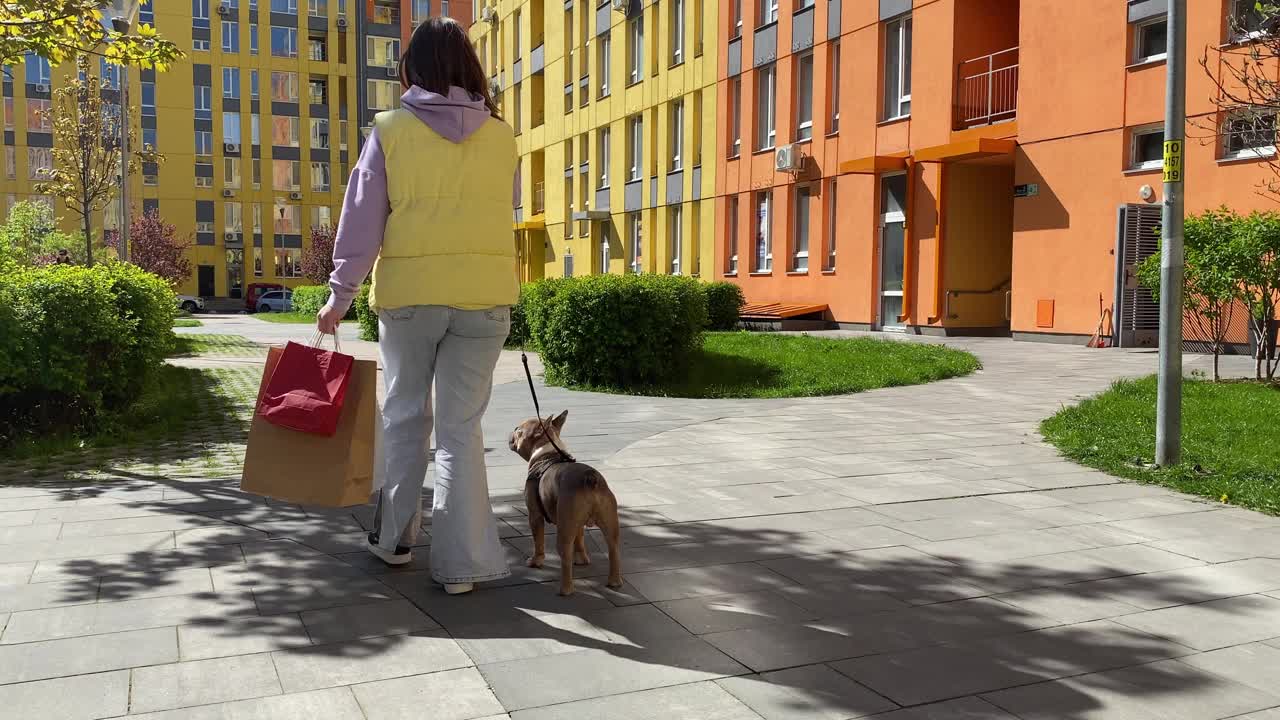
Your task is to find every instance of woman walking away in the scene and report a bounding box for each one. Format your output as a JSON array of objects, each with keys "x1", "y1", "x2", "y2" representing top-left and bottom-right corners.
[{"x1": 317, "y1": 17, "x2": 519, "y2": 595}]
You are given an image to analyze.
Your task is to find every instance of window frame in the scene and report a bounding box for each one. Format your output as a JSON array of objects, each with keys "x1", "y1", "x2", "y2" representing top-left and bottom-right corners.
[
  {"x1": 1132, "y1": 15, "x2": 1167, "y2": 64},
  {"x1": 726, "y1": 195, "x2": 739, "y2": 275},
  {"x1": 795, "y1": 51, "x2": 814, "y2": 142},
  {"x1": 882, "y1": 14, "x2": 912, "y2": 121},
  {"x1": 793, "y1": 185, "x2": 810, "y2": 272},
  {"x1": 757, "y1": 0, "x2": 778, "y2": 27},
  {"x1": 1129, "y1": 124, "x2": 1165, "y2": 171},
  {"x1": 754, "y1": 189, "x2": 772, "y2": 273},
  {"x1": 628, "y1": 16, "x2": 644, "y2": 85},
  {"x1": 1222, "y1": 110, "x2": 1279, "y2": 160},
  {"x1": 755, "y1": 64, "x2": 776, "y2": 151},
  {"x1": 628, "y1": 114, "x2": 643, "y2": 181},
  {"x1": 671, "y1": 0, "x2": 685, "y2": 66},
  {"x1": 669, "y1": 204, "x2": 683, "y2": 275},
  {"x1": 729, "y1": 75, "x2": 742, "y2": 157},
  {"x1": 829, "y1": 41, "x2": 841, "y2": 134},
  {"x1": 670, "y1": 100, "x2": 683, "y2": 170}
]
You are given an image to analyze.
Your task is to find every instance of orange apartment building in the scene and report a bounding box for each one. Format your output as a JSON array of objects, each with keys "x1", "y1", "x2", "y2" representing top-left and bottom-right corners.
[{"x1": 717, "y1": 0, "x2": 1278, "y2": 344}]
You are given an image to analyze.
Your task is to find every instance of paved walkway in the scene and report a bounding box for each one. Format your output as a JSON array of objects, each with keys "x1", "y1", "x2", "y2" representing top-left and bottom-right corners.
[{"x1": 2, "y1": 322, "x2": 1279, "y2": 720}]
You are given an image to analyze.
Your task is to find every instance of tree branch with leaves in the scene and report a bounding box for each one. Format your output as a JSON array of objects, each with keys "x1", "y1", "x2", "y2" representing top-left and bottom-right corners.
[
  {"x1": 34, "y1": 55, "x2": 159, "y2": 266},
  {"x1": 0, "y1": 1, "x2": 182, "y2": 69}
]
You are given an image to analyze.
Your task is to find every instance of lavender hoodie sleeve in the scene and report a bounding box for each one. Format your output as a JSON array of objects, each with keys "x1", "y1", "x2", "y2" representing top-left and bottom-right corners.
[{"x1": 325, "y1": 127, "x2": 389, "y2": 315}]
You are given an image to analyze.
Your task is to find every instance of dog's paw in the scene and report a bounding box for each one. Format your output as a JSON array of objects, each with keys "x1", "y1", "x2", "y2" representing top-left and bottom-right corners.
[
  {"x1": 573, "y1": 554, "x2": 591, "y2": 566},
  {"x1": 606, "y1": 577, "x2": 624, "y2": 589},
  {"x1": 526, "y1": 556, "x2": 545, "y2": 568},
  {"x1": 558, "y1": 586, "x2": 575, "y2": 597}
]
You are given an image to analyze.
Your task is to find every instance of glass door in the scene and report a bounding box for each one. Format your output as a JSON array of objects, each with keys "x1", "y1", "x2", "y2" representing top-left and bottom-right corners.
[
  {"x1": 226, "y1": 249, "x2": 245, "y2": 299},
  {"x1": 878, "y1": 174, "x2": 907, "y2": 330}
]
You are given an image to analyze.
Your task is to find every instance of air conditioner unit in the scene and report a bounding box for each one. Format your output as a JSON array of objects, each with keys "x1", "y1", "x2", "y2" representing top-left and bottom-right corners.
[
  {"x1": 222, "y1": 189, "x2": 236, "y2": 198},
  {"x1": 489, "y1": 78, "x2": 501, "y2": 95},
  {"x1": 224, "y1": 232, "x2": 236, "y2": 242},
  {"x1": 217, "y1": 3, "x2": 230, "y2": 15},
  {"x1": 289, "y1": 191, "x2": 303, "y2": 200},
  {"x1": 775, "y1": 143, "x2": 804, "y2": 173},
  {"x1": 224, "y1": 142, "x2": 240, "y2": 153},
  {"x1": 611, "y1": 0, "x2": 627, "y2": 13},
  {"x1": 481, "y1": 6, "x2": 497, "y2": 22},
  {"x1": 385, "y1": 66, "x2": 397, "y2": 78},
  {"x1": 336, "y1": 15, "x2": 349, "y2": 28},
  {"x1": 34, "y1": 83, "x2": 49, "y2": 93}
]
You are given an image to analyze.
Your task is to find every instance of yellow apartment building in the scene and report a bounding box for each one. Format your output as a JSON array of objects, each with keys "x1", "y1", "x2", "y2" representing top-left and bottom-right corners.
[
  {"x1": 0, "y1": 0, "x2": 359, "y2": 300},
  {"x1": 470, "y1": 0, "x2": 718, "y2": 280}
]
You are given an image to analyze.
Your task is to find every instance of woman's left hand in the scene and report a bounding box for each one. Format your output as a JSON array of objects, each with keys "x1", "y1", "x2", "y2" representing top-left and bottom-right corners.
[{"x1": 317, "y1": 304, "x2": 343, "y2": 335}]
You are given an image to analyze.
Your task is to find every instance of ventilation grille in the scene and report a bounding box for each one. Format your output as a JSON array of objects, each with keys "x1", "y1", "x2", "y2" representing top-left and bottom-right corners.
[{"x1": 1117, "y1": 204, "x2": 1162, "y2": 346}]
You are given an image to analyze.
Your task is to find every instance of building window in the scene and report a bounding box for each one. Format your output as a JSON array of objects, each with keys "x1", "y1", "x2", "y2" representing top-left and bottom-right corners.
[
  {"x1": 271, "y1": 26, "x2": 299, "y2": 58},
  {"x1": 371, "y1": 0, "x2": 399, "y2": 24},
  {"x1": 829, "y1": 41, "x2": 840, "y2": 133},
  {"x1": 731, "y1": 0, "x2": 742, "y2": 38},
  {"x1": 514, "y1": 9, "x2": 522, "y2": 57},
  {"x1": 1223, "y1": 110, "x2": 1278, "y2": 159},
  {"x1": 727, "y1": 195, "x2": 739, "y2": 274},
  {"x1": 1133, "y1": 15, "x2": 1167, "y2": 64},
  {"x1": 598, "y1": 32, "x2": 611, "y2": 97},
  {"x1": 629, "y1": 212, "x2": 642, "y2": 272},
  {"x1": 309, "y1": 34, "x2": 327, "y2": 61},
  {"x1": 628, "y1": 16, "x2": 643, "y2": 85},
  {"x1": 26, "y1": 99, "x2": 51, "y2": 132},
  {"x1": 222, "y1": 21, "x2": 240, "y2": 53},
  {"x1": 194, "y1": 85, "x2": 212, "y2": 120},
  {"x1": 309, "y1": 78, "x2": 328, "y2": 105},
  {"x1": 271, "y1": 71, "x2": 299, "y2": 102},
  {"x1": 628, "y1": 114, "x2": 642, "y2": 181},
  {"x1": 251, "y1": 114, "x2": 261, "y2": 145},
  {"x1": 729, "y1": 76, "x2": 741, "y2": 157},
  {"x1": 413, "y1": 0, "x2": 431, "y2": 23},
  {"x1": 754, "y1": 190, "x2": 772, "y2": 272},
  {"x1": 5, "y1": 147, "x2": 15, "y2": 180},
  {"x1": 273, "y1": 159, "x2": 302, "y2": 190},
  {"x1": 825, "y1": 177, "x2": 836, "y2": 270},
  {"x1": 669, "y1": 205, "x2": 682, "y2": 274},
  {"x1": 274, "y1": 201, "x2": 300, "y2": 233},
  {"x1": 250, "y1": 23, "x2": 259, "y2": 55},
  {"x1": 194, "y1": 38, "x2": 211, "y2": 52},
  {"x1": 311, "y1": 161, "x2": 331, "y2": 191},
  {"x1": 276, "y1": 248, "x2": 303, "y2": 277},
  {"x1": 193, "y1": 0, "x2": 210, "y2": 29},
  {"x1": 195, "y1": 130, "x2": 214, "y2": 156},
  {"x1": 253, "y1": 246, "x2": 263, "y2": 276},
  {"x1": 222, "y1": 67, "x2": 241, "y2": 99},
  {"x1": 223, "y1": 112, "x2": 242, "y2": 144},
  {"x1": 670, "y1": 0, "x2": 685, "y2": 66},
  {"x1": 883, "y1": 14, "x2": 912, "y2": 120},
  {"x1": 225, "y1": 157, "x2": 242, "y2": 188},
  {"x1": 141, "y1": 0, "x2": 154, "y2": 24},
  {"x1": 196, "y1": 162, "x2": 214, "y2": 187},
  {"x1": 795, "y1": 52, "x2": 813, "y2": 141},
  {"x1": 312, "y1": 205, "x2": 333, "y2": 228},
  {"x1": 1130, "y1": 125, "x2": 1164, "y2": 170},
  {"x1": 252, "y1": 158, "x2": 262, "y2": 188},
  {"x1": 670, "y1": 100, "x2": 683, "y2": 170},
  {"x1": 271, "y1": 116, "x2": 301, "y2": 146},
  {"x1": 758, "y1": 0, "x2": 777, "y2": 26},
  {"x1": 598, "y1": 126, "x2": 611, "y2": 188},
  {"x1": 250, "y1": 70, "x2": 259, "y2": 98},
  {"x1": 253, "y1": 203, "x2": 263, "y2": 234},
  {"x1": 793, "y1": 185, "x2": 810, "y2": 271},
  {"x1": 367, "y1": 79, "x2": 400, "y2": 110},
  {"x1": 27, "y1": 147, "x2": 52, "y2": 180},
  {"x1": 1230, "y1": 0, "x2": 1273, "y2": 40},
  {"x1": 24, "y1": 53, "x2": 52, "y2": 86},
  {"x1": 142, "y1": 82, "x2": 157, "y2": 117},
  {"x1": 339, "y1": 119, "x2": 348, "y2": 150},
  {"x1": 694, "y1": 0, "x2": 704, "y2": 56},
  {"x1": 367, "y1": 37, "x2": 401, "y2": 68},
  {"x1": 600, "y1": 224, "x2": 611, "y2": 272},
  {"x1": 225, "y1": 202, "x2": 243, "y2": 233},
  {"x1": 756, "y1": 64, "x2": 776, "y2": 151},
  {"x1": 311, "y1": 118, "x2": 330, "y2": 148},
  {"x1": 272, "y1": 0, "x2": 300, "y2": 12}
]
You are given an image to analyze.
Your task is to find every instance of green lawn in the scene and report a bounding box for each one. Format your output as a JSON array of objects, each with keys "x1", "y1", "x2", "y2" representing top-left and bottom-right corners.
[
  {"x1": 569, "y1": 332, "x2": 981, "y2": 399},
  {"x1": 252, "y1": 311, "x2": 314, "y2": 324},
  {"x1": 1041, "y1": 376, "x2": 1280, "y2": 515},
  {"x1": 173, "y1": 318, "x2": 202, "y2": 328},
  {"x1": 170, "y1": 334, "x2": 266, "y2": 358}
]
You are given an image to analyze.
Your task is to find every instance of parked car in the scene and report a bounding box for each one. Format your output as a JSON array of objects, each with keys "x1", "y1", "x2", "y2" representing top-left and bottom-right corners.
[
  {"x1": 176, "y1": 295, "x2": 205, "y2": 314},
  {"x1": 245, "y1": 282, "x2": 285, "y2": 312},
  {"x1": 256, "y1": 290, "x2": 293, "y2": 313}
]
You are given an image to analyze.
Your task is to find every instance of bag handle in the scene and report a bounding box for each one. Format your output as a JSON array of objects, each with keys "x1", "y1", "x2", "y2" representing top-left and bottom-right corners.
[{"x1": 309, "y1": 330, "x2": 342, "y2": 352}]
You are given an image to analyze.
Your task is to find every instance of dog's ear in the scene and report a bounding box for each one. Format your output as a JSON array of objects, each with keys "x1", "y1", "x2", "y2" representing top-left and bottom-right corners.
[{"x1": 551, "y1": 410, "x2": 568, "y2": 430}]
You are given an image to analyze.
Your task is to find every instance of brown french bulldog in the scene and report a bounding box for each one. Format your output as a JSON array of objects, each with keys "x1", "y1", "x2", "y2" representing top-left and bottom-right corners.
[{"x1": 508, "y1": 410, "x2": 623, "y2": 596}]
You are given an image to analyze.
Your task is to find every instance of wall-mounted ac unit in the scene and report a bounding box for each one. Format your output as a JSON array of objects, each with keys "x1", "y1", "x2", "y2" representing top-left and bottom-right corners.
[
  {"x1": 222, "y1": 189, "x2": 236, "y2": 198},
  {"x1": 224, "y1": 143, "x2": 240, "y2": 153},
  {"x1": 774, "y1": 143, "x2": 804, "y2": 172},
  {"x1": 385, "y1": 66, "x2": 397, "y2": 78},
  {"x1": 289, "y1": 191, "x2": 303, "y2": 200},
  {"x1": 610, "y1": 0, "x2": 627, "y2": 12},
  {"x1": 481, "y1": 6, "x2": 497, "y2": 22},
  {"x1": 224, "y1": 232, "x2": 237, "y2": 243},
  {"x1": 34, "y1": 83, "x2": 49, "y2": 93},
  {"x1": 336, "y1": 15, "x2": 349, "y2": 28},
  {"x1": 217, "y1": 3, "x2": 230, "y2": 15}
]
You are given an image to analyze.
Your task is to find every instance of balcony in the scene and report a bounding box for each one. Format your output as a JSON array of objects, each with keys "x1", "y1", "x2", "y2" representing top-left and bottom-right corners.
[
  {"x1": 370, "y1": 3, "x2": 399, "y2": 25},
  {"x1": 955, "y1": 46, "x2": 1018, "y2": 130}
]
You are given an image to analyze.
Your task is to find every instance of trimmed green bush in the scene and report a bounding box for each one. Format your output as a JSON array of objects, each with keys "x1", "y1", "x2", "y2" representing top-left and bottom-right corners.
[
  {"x1": 0, "y1": 262, "x2": 175, "y2": 444},
  {"x1": 506, "y1": 286, "x2": 530, "y2": 349},
  {"x1": 523, "y1": 274, "x2": 707, "y2": 388},
  {"x1": 290, "y1": 285, "x2": 329, "y2": 317},
  {"x1": 703, "y1": 281, "x2": 746, "y2": 330},
  {"x1": 355, "y1": 283, "x2": 378, "y2": 341}
]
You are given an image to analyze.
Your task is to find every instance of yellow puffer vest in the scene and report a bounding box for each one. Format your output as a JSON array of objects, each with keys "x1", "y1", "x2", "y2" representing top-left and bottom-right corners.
[{"x1": 367, "y1": 108, "x2": 519, "y2": 311}]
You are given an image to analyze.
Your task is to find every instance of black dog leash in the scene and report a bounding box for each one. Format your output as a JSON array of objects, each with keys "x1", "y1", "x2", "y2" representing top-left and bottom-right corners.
[{"x1": 521, "y1": 351, "x2": 574, "y2": 525}]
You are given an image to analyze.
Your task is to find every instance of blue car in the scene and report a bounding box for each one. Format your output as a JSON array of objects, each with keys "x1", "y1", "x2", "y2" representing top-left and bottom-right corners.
[{"x1": 256, "y1": 289, "x2": 293, "y2": 313}]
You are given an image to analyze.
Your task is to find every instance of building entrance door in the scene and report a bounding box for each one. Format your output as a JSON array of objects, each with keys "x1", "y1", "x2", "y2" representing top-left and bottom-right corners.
[
  {"x1": 197, "y1": 265, "x2": 215, "y2": 297},
  {"x1": 878, "y1": 173, "x2": 907, "y2": 331}
]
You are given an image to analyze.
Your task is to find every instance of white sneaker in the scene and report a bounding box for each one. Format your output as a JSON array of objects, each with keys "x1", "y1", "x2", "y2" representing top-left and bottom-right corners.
[
  {"x1": 366, "y1": 533, "x2": 412, "y2": 566},
  {"x1": 443, "y1": 582, "x2": 474, "y2": 595}
]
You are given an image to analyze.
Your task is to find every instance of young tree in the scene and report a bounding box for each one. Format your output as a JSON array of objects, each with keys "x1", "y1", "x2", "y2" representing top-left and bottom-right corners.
[
  {"x1": 33, "y1": 55, "x2": 157, "y2": 266},
  {"x1": 0, "y1": 199, "x2": 81, "y2": 265},
  {"x1": 1236, "y1": 211, "x2": 1280, "y2": 379},
  {"x1": 127, "y1": 207, "x2": 191, "y2": 287},
  {"x1": 301, "y1": 224, "x2": 335, "y2": 285},
  {"x1": 0, "y1": 1, "x2": 181, "y2": 69},
  {"x1": 1139, "y1": 208, "x2": 1248, "y2": 381}
]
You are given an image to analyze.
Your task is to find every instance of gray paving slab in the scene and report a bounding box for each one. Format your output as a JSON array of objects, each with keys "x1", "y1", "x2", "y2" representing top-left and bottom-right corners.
[
  {"x1": 508, "y1": 681, "x2": 761, "y2": 720},
  {"x1": 129, "y1": 652, "x2": 283, "y2": 713},
  {"x1": 352, "y1": 667, "x2": 506, "y2": 720},
  {"x1": 300, "y1": 598, "x2": 440, "y2": 644},
  {"x1": 176, "y1": 614, "x2": 312, "y2": 661},
  {"x1": 272, "y1": 631, "x2": 473, "y2": 693},
  {"x1": 125, "y1": 687, "x2": 367, "y2": 719},
  {"x1": 1177, "y1": 642, "x2": 1280, "y2": 699},
  {"x1": 657, "y1": 589, "x2": 818, "y2": 634},
  {"x1": 1112, "y1": 594, "x2": 1280, "y2": 651},
  {"x1": 0, "y1": 626, "x2": 178, "y2": 685},
  {"x1": 866, "y1": 697, "x2": 1017, "y2": 719},
  {"x1": 1, "y1": 591, "x2": 256, "y2": 644},
  {"x1": 717, "y1": 663, "x2": 898, "y2": 719},
  {"x1": 0, "y1": 670, "x2": 128, "y2": 720}
]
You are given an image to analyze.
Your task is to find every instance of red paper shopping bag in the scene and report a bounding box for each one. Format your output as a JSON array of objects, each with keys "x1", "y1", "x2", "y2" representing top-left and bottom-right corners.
[{"x1": 256, "y1": 340, "x2": 354, "y2": 436}]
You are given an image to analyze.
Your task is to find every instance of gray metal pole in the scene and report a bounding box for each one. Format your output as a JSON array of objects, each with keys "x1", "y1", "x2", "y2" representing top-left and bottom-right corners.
[
  {"x1": 1156, "y1": 0, "x2": 1186, "y2": 467},
  {"x1": 119, "y1": 62, "x2": 131, "y2": 263}
]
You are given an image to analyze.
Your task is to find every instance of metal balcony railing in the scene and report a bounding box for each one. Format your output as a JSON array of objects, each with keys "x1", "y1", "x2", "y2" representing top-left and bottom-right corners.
[
  {"x1": 955, "y1": 46, "x2": 1018, "y2": 129},
  {"x1": 533, "y1": 181, "x2": 545, "y2": 214},
  {"x1": 370, "y1": 4, "x2": 399, "y2": 25}
]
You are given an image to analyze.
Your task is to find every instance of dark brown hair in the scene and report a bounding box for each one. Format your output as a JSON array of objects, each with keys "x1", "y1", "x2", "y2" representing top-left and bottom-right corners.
[{"x1": 398, "y1": 16, "x2": 501, "y2": 120}]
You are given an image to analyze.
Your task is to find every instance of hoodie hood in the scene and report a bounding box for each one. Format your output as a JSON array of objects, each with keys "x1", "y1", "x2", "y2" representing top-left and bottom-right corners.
[{"x1": 400, "y1": 85, "x2": 493, "y2": 143}]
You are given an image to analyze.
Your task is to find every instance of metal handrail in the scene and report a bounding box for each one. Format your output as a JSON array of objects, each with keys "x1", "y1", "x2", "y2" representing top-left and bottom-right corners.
[
  {"x1": 945, "y1": 278, "x2": 1012, "y2": 320},
  {"x1": 533, "y1": 181, "x2": 545, "y2": 214},
  {"x1": 955, "y1": 46, "x2": 1018, "y2": 129}
]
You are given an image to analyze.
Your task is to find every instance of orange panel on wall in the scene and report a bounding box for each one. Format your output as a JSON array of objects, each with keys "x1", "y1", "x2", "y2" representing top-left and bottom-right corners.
[{"x1": 1036, "y1": 299, "x2": 1055, "y2": 328}]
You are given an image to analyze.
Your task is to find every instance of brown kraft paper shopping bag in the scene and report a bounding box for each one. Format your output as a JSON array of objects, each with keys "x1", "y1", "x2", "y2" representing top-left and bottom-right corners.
[{"x1": 241, "y1": 345, "x2": 376, "y2": 507}]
